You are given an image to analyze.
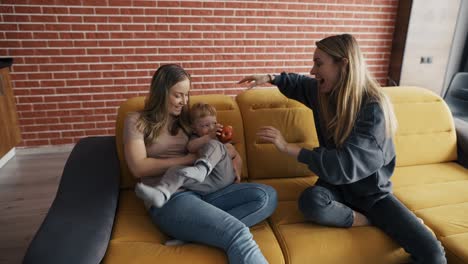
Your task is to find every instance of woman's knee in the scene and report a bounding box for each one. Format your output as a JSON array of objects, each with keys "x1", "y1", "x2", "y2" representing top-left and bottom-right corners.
[
  {"x1": 299, "y1": 186, "x2": 332, "y2": 210},
  {"x1": 238, "y1": 183, "x2": 277, "y2": 227},
  {"x1": 298, "y1": 186, "x2": 335, "y2": 220},
  {"x1": 256, "y1": 184, "x2": 278, "y2": 213}
]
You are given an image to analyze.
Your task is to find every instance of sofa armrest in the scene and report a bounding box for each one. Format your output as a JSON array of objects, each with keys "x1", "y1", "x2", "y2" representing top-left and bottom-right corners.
[
  {"x1": 455, "y1": 118, "x2": 468, "y2": 168},
  {"x1": 23, "y1": 136, "x2": 120, "y2": 264}
]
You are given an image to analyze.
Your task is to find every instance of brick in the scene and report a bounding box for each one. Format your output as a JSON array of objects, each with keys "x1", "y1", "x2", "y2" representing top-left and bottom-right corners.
[
  {"x1": 34, "y1": 117, "x2": 60, "y2": 125},
  {"x1": 30, "y1": 15, "x2": 57, "y2": 23},
  {"x1": 44, "y1": 95, "x2": 68, "y2": 102},
  {"x1": 21, "y1": 132, "x2": 38, "y2": 139},
  {"x1": 84, "y1": 16, "x2": 108, "y2": 23},
  {"x1": 60, "y1": 32, "x2": 85, "y2": 39},
  {"x1": 133, "y1": 16, "x2": 156, "y2": 23},
  {"x1": 66, "y1": 79, "x2": 90, "y2": 86},
  {"x1": 58, "y1": 102, "x2": 81, "y2": 109},
  {"x1": 22, "y1": 139, "x2": 50, "y2": 146},
  {"x1": 72, "y1": 24, "x2": 96, "y2": 31},
  {"x1": 108, "y1": 16, "x2": 132, "y2": 23},
  {"x1": 132, "y1": 1, "x2": 156, "y2": 7},
  {"x1": 19, "y1": 24, "x2": 45, "y2": 31},
  {"x1": 30, "y1": 88, "x2": 55, "y2": 95},
  {"x1": 50, "y1": 138, "x2": 74, "y2": 145},
  {"x1": 120, "y1": 8, "x2": 145, "y2": 15},
  {"x1": 4, "y1": 15, "x2": 30, "y2": 22},
  {"x1": 38, "y1": 132, "x2": 61, "y2": 139},
  {"x1": 5, "y1": 32, "x2": 32, "y2": 39},
  {"x1": 86, "y1": 32, "x2": 110, "y2": 39},
  {"x1": 47, "y1": 24, "x2": 72, "y2": 31},
  {"x1": 33, "y1": 32, "x2": 60, "y2": 39},
  {"x1": 56, "y1": 87, "x2": 80, "y2": 94},
  {"x1": 57, "y1": 16, "x2": 82, "y2": 23},
  {"x1": 69, "y1": 7, "x2": 94, "y2": 14},
  {"x1": 62, "y1": 130, "x2": 85, "y2": 137},
  {"x1": 42, "y1": 7, "x2": 69, "y2": 14},
  {"x1": 83, "y1": 115, "x2": 106, "y2": 122},
  {"x1": 97, "y1": 24, "x2": 121, "y2": 31}
]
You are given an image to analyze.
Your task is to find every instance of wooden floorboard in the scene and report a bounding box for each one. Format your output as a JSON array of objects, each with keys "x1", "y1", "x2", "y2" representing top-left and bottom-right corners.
[{"x1": 0, "y1": 151, "x2": 70, "y2": 264}]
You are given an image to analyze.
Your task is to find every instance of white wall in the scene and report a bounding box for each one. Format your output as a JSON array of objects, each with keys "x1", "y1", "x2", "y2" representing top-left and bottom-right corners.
[{"x1": 399, "y1": 0, "x2": 461, "y2": 95}]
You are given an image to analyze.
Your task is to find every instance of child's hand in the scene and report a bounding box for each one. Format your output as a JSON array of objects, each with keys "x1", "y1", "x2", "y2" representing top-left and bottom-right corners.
[{"x1": 207, "y1": 123, "x2": 222, "y2": 139}]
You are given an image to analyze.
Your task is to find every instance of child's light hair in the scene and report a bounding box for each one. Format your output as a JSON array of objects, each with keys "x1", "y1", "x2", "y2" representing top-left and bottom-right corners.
[{"x1": 190, "y1": 102, "x2": 217, "y2": 124}]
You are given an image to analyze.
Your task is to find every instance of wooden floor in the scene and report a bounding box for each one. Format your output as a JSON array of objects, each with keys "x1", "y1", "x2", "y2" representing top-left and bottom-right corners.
[{"x1": 0, "y1": 150, "x2": 70, "y2": 264}]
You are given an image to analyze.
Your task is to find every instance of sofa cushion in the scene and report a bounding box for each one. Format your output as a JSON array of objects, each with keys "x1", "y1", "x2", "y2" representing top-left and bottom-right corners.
[
  {"x1": 255, "y1": 175, "x2": 411, "y2": 264},
  {"x1": 391, "y1": 162, "x2": 468, "y2": 212},
  {"x1": 384, "y1": 86, "x2": 457, "y2": 167},
  {"x1": 441, "y1": 233, "x2": 468, "y2": 264},
  {"x1": 115, "y1": 94, "x2": 247, "y2": 189},
  {"x1": 268, "y1": 201, "x2": 410, "y2": 264},
  {"x1": 391, "y1": 162, "x2": 468, "y2": 188},
  {"x1": 416, "y1": 202, "x2": 468, "y2": 237},
  {"x1": 393, "y1": 179, "x2": 468, "y2": 212},
  {"x1": 392, "y1": 162, "x2": 468, "y2": 263},
  {"x1": 236, "y1": 88, "x2": 319, "y2": 180},
  {"x1": 104, "y1": 190, "x2": 285, "y2": 264}
]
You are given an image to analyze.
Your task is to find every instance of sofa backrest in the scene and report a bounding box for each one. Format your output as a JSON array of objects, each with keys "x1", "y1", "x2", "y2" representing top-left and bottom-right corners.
[
  {"x1": 384, "y1": 86, "x2": 457, "y2": 166},
  {"x1": 236, "y1": 89, "x2": 319, "y2": 179},
  {"x1": 115, "y1": 94, "x2": 247, "y2": 189},
  {"x1": 115, "y1": 86, "x2": 457, "y2": 187}
]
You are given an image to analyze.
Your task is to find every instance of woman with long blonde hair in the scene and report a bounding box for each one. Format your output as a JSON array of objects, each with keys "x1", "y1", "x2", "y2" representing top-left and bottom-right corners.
[{"x1": 239, "y1": 34, "x2": 446, "y2": 263}]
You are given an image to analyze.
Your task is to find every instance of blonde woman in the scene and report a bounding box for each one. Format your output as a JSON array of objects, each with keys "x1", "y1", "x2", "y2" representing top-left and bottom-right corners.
[
  {"x1": 239, "y1": 34, "x2": 446, "y2": 264},
  {"x1": 124, "y1": 64, "x2": 277, "y2": 263}
]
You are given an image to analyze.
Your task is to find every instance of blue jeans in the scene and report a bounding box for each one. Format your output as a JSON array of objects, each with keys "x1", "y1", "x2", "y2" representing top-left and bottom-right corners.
[
  {"x1": 149, "y1": 182, "x2": 278, "y2": 264},
  {"x1": 299, "y1": 185, "x2": 446, "y2": 264}
]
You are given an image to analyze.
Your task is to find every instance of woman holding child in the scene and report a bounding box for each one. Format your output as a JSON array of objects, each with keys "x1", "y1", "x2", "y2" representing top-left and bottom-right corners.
[{"x1": 123, "y1": 64, "x2": 277, "y2": 264}]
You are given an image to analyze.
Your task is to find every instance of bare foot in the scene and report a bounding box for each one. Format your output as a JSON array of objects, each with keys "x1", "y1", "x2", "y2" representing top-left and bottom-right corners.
[{"x1": 352, "y1": 211, "x2": 370, "y2": 227}]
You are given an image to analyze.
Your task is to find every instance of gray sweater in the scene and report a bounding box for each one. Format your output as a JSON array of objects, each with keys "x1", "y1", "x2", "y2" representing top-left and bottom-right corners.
[{"x1": 273, "y1": 72, "x2": 396, "y2": 211}]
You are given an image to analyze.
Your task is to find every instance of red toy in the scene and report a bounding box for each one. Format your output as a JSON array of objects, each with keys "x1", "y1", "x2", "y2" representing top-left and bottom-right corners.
[{"x1": 217, "y1": 125, "x2": 233, "y2": 143}]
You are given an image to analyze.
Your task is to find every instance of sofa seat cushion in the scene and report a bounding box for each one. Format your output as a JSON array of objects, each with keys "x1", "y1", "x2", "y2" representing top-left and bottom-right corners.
[
  {"x1": 392, "y1": 162, "x2": 468, "y2": 188},
  {"x1": 415, "y1": 202, "x2": 468, "y2": 237},
  {"x1": 392, "y1": 162, "x2": 468, "y2": 263},
  {"x1": 103, "y1": 190, "x2": 284, "y2": 264},
  {"x1": 392, "y1": 163, "x2": 468, "y2": 211},
  {"x1": 268, "y1": 201, "x2": 410, "y2": 264},
  {"x1": 441, "y1": 233, "x2": 468, "y2": 264}
]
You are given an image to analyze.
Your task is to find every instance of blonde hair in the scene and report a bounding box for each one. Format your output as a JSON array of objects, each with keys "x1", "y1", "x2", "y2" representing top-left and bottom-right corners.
[
  {"x1": 316, "y1": 34, "x2": 397, "y2": 147},
  {"x1": 190, "y1": 102, "x2": 217, "y2": 124},
  {"x1": 135, "y1": 64, "x2": 192, "y2": 145}
]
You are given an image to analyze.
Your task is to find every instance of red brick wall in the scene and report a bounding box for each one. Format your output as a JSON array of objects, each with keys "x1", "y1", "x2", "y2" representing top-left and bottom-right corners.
[{"x1": 0, "y1": 0, "x2": 398, "y2": 147}]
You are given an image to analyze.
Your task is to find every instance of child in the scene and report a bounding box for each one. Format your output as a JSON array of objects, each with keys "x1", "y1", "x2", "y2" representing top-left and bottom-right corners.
[{"x1": 135, "y1": 102, "x2": 242, "y2": 208}]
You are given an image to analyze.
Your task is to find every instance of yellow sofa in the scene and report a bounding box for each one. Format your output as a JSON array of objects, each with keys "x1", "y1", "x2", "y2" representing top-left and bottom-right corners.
[{"x1": 23, "y1": 86, "x2": 468, "y2": 264}]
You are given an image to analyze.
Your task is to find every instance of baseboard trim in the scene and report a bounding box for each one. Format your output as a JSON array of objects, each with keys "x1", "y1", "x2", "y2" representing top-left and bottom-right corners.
[
  {"x1": 0, "y1": 148, "x2": 16, "y2": 168},
  {"x1": 16, "y1": 144, "x2": 75, "y2": 156}
]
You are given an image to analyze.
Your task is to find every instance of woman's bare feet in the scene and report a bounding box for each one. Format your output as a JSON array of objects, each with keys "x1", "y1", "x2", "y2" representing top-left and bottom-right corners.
[{"x1": 352, "y1": 211, "x2": 370, "y2": 227}]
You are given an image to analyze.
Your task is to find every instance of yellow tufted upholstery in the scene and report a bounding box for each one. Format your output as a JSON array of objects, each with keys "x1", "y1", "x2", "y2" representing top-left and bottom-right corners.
[{"x1": 106, "y1": 86, "x2": 468, "y2": 264}]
